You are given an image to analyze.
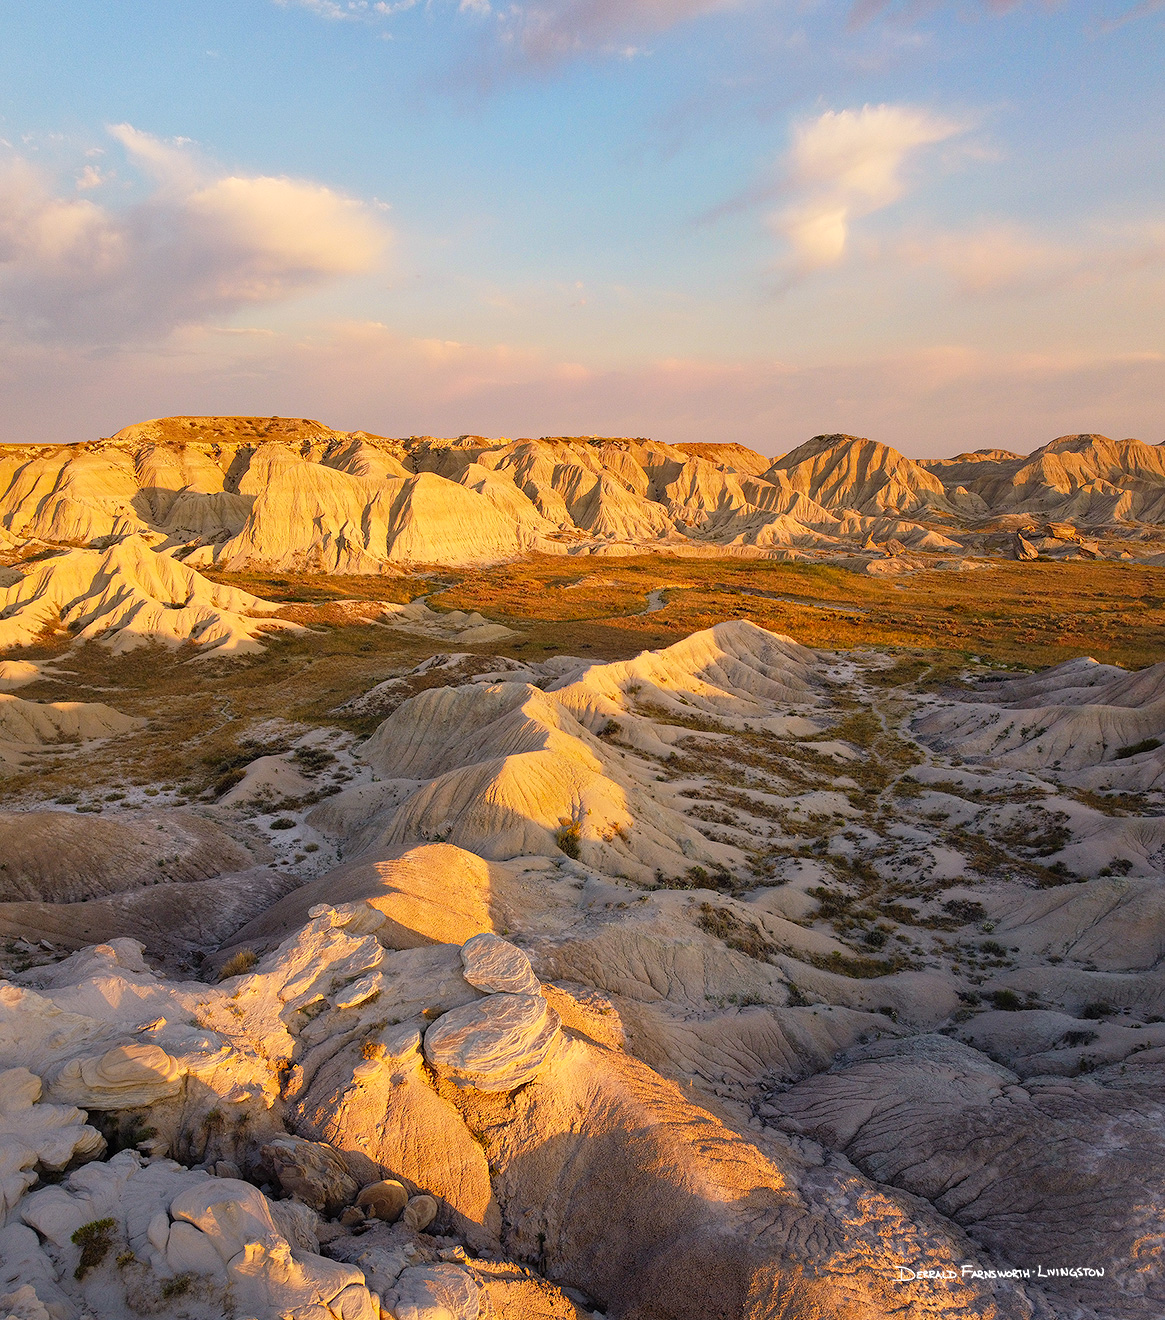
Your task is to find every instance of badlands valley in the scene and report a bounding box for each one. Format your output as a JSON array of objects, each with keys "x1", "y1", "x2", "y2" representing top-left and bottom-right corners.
[{"x1": 3, "y1": 417, "x2": 1165, "y2": 1320}]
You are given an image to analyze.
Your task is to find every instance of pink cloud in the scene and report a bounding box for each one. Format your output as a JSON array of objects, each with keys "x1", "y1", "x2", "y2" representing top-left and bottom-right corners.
[{"x1": 1, "y1": 319, "x2": 1160, "y2": 458}]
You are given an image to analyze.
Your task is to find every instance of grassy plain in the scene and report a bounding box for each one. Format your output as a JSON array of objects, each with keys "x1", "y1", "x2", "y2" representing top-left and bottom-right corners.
[
  {"x1": 7, "y1": 553, "x2": 1165, "y2": 805},
  {"x1": 427, "y1": 554, "x2": 1165, "y2": 671}
]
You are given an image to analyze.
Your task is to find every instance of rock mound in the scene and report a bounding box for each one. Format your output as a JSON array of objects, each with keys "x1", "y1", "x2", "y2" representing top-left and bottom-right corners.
[{"x1": 423, "y1": 992, "x2": 562, "y2": 1091}]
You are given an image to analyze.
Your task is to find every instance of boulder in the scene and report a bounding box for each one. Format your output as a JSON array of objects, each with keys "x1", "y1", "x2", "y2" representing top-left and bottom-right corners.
[
  {"x1": 356, "y1": 1179, "x2": 409, "y2": 1223},
  {"x1": 423, "y1": 993, "x2": 561, "y2": 1092},
  {"x1": 391, "y1": 1263, "x2": 480, "y2": 1320},
  {"x1": 295, "y1": 1032, "x2": 500, "y2": 1251},
  {"x1": 459, "y1": 934, "x2": 541, "y2": 995},
  {"x1": 169, "y1": 1177, "x2": 283, "y2": 1262},
  {"x1": 47, "y1": 1043, "x2": 183, "y2": 1110},
  {"x1": 0, "y1": 1068, "x2": 105, "y2": 1217},
  {"x1": 260, "y1": 1135, "x2": 359, "y2": 1217},
  {"x1": 402, "y1": 1193, "x2": 438, "y2": 1232}
]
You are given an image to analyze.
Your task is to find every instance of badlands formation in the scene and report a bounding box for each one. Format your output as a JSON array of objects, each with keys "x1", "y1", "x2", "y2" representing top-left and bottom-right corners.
[{"x1": 1, "y1": 416, "x2": 1164, "y2": 1320}]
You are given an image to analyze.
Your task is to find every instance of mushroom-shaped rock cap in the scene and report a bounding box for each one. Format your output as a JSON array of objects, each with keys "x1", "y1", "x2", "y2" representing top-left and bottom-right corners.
[
  {"x1": 422, "y1": 992, "x2": 561, "y2": 1092},
  {"x1": 49, "y1": 1043, "x2": 182, "y2": 1109},
  {"x1": 459, "y1": 933, "x2": 540, "y2": 996}
]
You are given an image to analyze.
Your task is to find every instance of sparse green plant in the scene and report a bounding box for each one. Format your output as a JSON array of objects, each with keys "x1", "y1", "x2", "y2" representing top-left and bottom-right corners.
[
  {"x1": 72, "y1": 1218, "x2": 117, "y2": 1278},
  {"x1": 1060, "y1": 1029, "x2": 1098, "y2": 1047},
  {"x1": 1114, "y1": 737, "x2": 1162, "y2": 760},
  {"x1": 162, "y1": 1274, "x2": 194, "y2": 1298},
  {"x1": 696, "y1": 902, "x2": 776, "y2": 961}
]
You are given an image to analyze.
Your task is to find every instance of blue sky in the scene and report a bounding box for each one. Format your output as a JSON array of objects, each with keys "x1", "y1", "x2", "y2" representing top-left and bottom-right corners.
[{"x1": 0, "y1": 0, "x2": 1161, "y2": 455}]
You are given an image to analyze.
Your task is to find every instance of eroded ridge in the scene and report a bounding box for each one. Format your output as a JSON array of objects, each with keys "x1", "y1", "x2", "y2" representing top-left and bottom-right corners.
[{"x1": 1, "y1": 620, "x2": 1162, "y2": 1318}]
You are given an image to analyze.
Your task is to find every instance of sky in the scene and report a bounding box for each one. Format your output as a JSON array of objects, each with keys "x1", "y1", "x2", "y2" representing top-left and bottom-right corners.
[{"x1": 0, "y1": 0, "x2": 1162, "y2": 457}]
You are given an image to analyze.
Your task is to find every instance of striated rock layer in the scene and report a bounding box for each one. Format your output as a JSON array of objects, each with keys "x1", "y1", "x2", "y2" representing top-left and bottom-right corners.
[{"x1": 4, "y1": 419, "x2": 1164, "y2": 584}]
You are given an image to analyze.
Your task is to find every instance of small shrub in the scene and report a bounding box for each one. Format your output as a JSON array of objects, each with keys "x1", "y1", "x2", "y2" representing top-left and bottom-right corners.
[
  {"x1": 807, "y1": 950, "x2": 905, "y2": 979},
  {"x1": 1080, "y1": 1001, "x2": 1114, "y2": 1020},
  {"x1": 72, "y1": 1218, "x2": 117, "y2": 1278},
  {"x1": 162, "y1": 1274, "x2": 193, "y2": 1298},
  {"x1": 942, "y1": 898, "x2": 986, "y2": 924},
  {"x1": 269, "y1": 817, "x2": 296, "y2": 830},
  {"x1": 696, "y1": 903, "x2": 776, "y2": 961},
  {"x1": 304, "y1": 842, "x2": 319, "y2": 853},
  {"x1": 293, "y1": 746, "x2": 337, "y2": 774},
  {"x1": 991, "y1": 989, "x2": 1022, "y2": 1011},
  {"x1": 219, "y1": 949, "x2": 258, "y2": 980},
  {"x1": 214, "y1": 767, "x2": 246, "y2": 797},
  {"x1": 1114, "y1": 737, "x2": 1161, "y2": 760},
  {"x1": 1060, "y1": 1030, "x2": 1098, "y2": 1048},
  {"x1": 555, "y1": 819, "x2": 582, "y2": 859}
]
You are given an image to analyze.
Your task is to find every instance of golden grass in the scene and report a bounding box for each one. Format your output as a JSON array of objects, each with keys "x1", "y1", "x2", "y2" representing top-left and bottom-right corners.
[
  {"x1": 427, "y1": 553, "x2": 1165, "y2": 671},
  {"x1": 6, "y1": 551, "x2": 1165, "y2": 805}
]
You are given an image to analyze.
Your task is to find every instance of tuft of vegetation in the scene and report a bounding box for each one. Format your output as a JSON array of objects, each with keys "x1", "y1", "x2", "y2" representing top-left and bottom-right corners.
[
  {"x1": 1114, "y1": 737, "x2": 1162, "y2": 760},
  {"x1": 1060, "y1": 1029, "x2": 1098, "y2": 1048},
  {"x1": 990, "y1": 989, "x2": 1023, "y2": 1011},
  {"x1": 806, "y1": 950, "x2": 907, "y2": 979},
  {"x1": 213, "y1": 767, "x2": 246, "y2": 797},
  {"x1": 72, "y1": 1218, "x2": 117, "y2": 1278},
  {"x1": 293, "y1": 746, "x2": 337, "y2": 774},
  {"x1": 696, "y1": 902, "x2": 777, "y2": 961},
  {"x1": 219, "y1": 948, "x2": 258, "y2": 980},
  {"x1": 1080, "y1": 1001, "x2": 1115, "y2": 1020},
  {"x1": 941, "y1": 899, "x2": 986, "y2": 925},
  {"x1": 555, "y1": 819, "x2": 582, "y2": 859}
]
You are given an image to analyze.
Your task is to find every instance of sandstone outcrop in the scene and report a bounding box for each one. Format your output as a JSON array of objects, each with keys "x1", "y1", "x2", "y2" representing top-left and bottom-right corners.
[{"x1": 0, "y1": 535, "x2": 292, "y2": 655}]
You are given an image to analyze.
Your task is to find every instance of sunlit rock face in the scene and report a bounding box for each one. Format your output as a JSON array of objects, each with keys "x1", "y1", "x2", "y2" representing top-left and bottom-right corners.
[
  {"x1": 6, "y1": 421, "x2": 1165, "y2": 593},
  {"x1": 0, "y1": 920, "x2": 1043, "y2": 1320},
  {"x1": 3, "y1": 612, "x2": 1164, "y2": 1318}
]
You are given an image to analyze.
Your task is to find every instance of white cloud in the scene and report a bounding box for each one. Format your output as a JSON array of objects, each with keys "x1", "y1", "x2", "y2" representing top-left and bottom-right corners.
[
  {"x1": 275, "y1": 0, "x2": 417, "y2": 19},
  {"x1": 0, "y1": 127, "x2": 390, "y2": 345},
  {"x1": 772, "y1": 104, "x2": 966, "y2": 278},
  {"x1": 75, "y1": 164, "x2": 109, "y2": 191},
  {"x1": 276, "y1": 0, "x2": 362, "y2": 18}
]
